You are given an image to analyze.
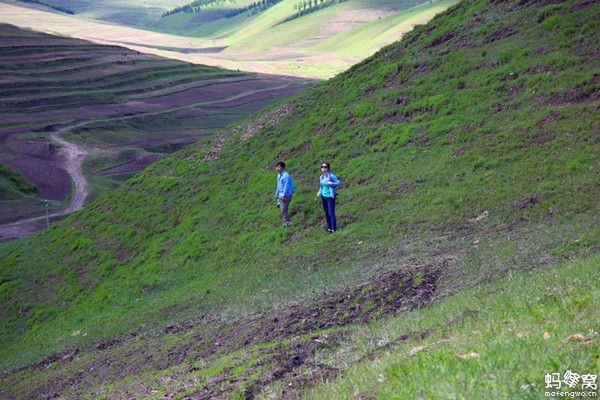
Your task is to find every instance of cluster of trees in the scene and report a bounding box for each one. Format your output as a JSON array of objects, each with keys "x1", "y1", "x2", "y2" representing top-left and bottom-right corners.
[
  {"x1": 162, "y1": 0, "x2": 283, "y2": 19},
  {"x1": 282, "y1": 0, "x2": 347, "y2": 22},
  {"x1": 19, "y1": 0, "x2": 74, "y2": 14},
  {"x1": 280, "y1": 0, "x2": 439, "y2": 24},
  {"x1": 223, "y1": 0, "x2": 282, "y2": 18},
  {"x1": 293, "y1": 0, "x2": 324, "y2": 11},
  {"x1": 161, "y1": 0, "x2": 235, "y2": 17}
]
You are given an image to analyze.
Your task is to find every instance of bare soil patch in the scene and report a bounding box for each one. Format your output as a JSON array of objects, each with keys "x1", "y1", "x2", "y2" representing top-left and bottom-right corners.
[
  {"x1": 0, "y1": 222, "x2": 46, "y2": 242},
  {"x1": 545, "y1": 83, "x2": 600, "y2": 105},
  {"x1": 1, "y1": 155, "x2": 70, "y2": 201},
  {"x1": 3, "y1": 267, "x2": 440, "y2": 398},
  {"x1": 95, "y1": 154, "x2": 162, "y2": 176},
  {"x1": 320, "y1": 9, "x2": 397, "y2": 38},
  {"x1": 240, "y1": 103, "x2": 293, "y2": 140},
  {"x1": 210, "y1": 85, "x2": 301, "y2": 109}
]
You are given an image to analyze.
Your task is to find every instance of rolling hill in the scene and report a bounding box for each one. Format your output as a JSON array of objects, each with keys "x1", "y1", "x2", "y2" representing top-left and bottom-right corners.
[
  {"x1": 0, "y1": 23, "x2": 310, "y2": 230},
  {"x1": 0, "y1": 0, "x2": 599, "y2": 398},
  {"x1": 6, "y1": 0, "x2": 193, "y2": 24},
  {"x1": 2, "y1": 0, "x2": 459, "y2": 77}
]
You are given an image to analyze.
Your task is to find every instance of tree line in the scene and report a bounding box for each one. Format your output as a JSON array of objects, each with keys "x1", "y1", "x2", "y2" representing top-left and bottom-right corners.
[
  {"x1": 223, "y1": 0, "x2": 283, "y2": 18},
  {"x1": 281, "y1": 0, "x2": 347, "y2": 23},
  {"x1": 162, "y1": 0, "x2": 350, "y2": 20},
  {"x1": 162, "y1": 0, "x2": 282, "y2": 18},
  {"x1": 161, "y1": 0, "x2": 235, "y2": 17}
]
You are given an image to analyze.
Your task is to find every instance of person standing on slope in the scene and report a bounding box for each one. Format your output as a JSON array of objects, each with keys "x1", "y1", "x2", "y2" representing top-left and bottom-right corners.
[
  {"x1": 275, "y1": 161, "x2": 295, "y2": 226},
  {"x1": 316, "y1": 162, "x2": 341, "y2": 233}
]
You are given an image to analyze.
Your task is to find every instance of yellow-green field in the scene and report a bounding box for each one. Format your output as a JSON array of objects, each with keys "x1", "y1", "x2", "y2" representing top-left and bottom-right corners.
[{"x1": 0, "y1": 0, "x2": 457, "y2": 77}]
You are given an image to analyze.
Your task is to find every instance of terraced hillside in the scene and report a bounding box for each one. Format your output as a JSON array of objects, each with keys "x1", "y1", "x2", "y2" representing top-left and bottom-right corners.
[
  {"x1": 0, "y1": 24, "x2": 311, "y2": 229},
  {"x1": 10, "y1": 0, "x2": 193, "y2": 25},
  {"x1": 1, "y1": 0, "x2": 599, "y2": 398}
]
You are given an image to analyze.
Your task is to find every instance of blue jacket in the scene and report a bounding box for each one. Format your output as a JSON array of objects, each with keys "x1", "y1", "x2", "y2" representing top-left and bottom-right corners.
[
  {"x1": 276, "y1": 171, "x2": 294, "y2": 200},
  {"x1": 317, "y1": 172, "x2": 341, "y2": 198}
]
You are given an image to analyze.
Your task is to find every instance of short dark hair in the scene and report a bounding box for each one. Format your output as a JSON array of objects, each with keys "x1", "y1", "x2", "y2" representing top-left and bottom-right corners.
[
  {"x1": 321, "y1": 162, "x2": 330, "y2": 168},
  {"x1": 276, "y1": 161, "x2": 285, "y2": 169}
]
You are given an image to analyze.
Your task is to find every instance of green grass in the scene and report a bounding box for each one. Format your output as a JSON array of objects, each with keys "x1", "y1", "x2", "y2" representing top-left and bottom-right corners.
[
  {"x1": 1, "y1": 235, "x2": 597, "y2": 398},
  {"x1": 311, "y1": 0, "x2": 457, "y2": 58},
  {"x1": 298, "y1": 254, "x2": 600, "y2": 399},
  {"x1": 0, "y1": 163, "x2": 38, "y2": 200},
  {"x1": 86, "y1": 173, "x2": 139, "y2": 204},
  {"x1": 0, "y1": 1, "x2": 598, "y2": 394},
  {"x1": 153, "y1": 0, "x2": 433, "y2": 42},
  {"x1": 149, "y1": 0, "x2": 456, "y2": 77}
]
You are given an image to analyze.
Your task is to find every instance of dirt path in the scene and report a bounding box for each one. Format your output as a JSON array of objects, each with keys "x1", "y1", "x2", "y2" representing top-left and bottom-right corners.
[
  {"x1": 49, "y1": 125, "x2": 89, "y2": 213},
  {"x1": 0, "y1": 121, "x2": 90, "y2": 242},
  {"x1": 0, "y1": 83, "x2": 297, "y2": 242}
]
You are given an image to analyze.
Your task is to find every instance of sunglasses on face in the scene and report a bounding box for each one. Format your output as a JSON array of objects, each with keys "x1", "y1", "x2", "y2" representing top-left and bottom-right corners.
[{"x1": 321, "y1": 165, "x2": 328, "y2": 169}]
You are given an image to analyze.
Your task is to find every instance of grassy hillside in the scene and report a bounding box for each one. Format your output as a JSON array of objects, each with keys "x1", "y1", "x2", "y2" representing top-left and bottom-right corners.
[
  {"x1": 0, "y1": 163, "x2": 38, "y2": 200},
  {"x1": 11, "y1": 0, "x2": 192, "y2": 24},
  {"x1": 146, "y1": 0, "x2": 459, "y2": 77},
  {"x1": 0, "y1": 23, "x2": 310, "y2": 223},
  {"x1": 2, "y1": 254, "x2": 598, "y2": 399},
  {"x1": 4, "y1": 0, "x2": 459, "y2": 78},
  {"x1": 303, "y1": 254, "x2": 599, "y2": 399},
  {"x1": 0, "y1": 0, "x2": 599, "y2": 396}
]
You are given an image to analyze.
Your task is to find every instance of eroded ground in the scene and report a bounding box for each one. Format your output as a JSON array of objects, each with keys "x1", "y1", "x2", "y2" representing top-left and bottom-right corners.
[{"x1": 1, "y1": 267, "x2": 440, "y2": 399}]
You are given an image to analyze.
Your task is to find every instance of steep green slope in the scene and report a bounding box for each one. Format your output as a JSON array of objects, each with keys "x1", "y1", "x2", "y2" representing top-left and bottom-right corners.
[
  {"x1": 0, "y1": 163, "x2": 38, "y2": 200},
  {"x1": 2, "y1": 254, "x2": 597, "y2": 398},
  {"x1": 303, "y1": 254, "x2": 599, "y2": 399},
  {"x1": 0, "y1": 0, "x2": 598, "y2": 384}
]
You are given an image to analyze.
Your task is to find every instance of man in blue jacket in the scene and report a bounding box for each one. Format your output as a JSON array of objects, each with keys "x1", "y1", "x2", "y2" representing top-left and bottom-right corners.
[{"x1": 275, "y1": 161, "x2": 295, "y2": 226}]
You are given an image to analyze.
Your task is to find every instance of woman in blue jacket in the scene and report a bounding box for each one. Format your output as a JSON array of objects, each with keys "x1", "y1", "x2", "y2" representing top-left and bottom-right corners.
[{"x1": 316, "y1": 162, "x2": 341, "y2": 233}]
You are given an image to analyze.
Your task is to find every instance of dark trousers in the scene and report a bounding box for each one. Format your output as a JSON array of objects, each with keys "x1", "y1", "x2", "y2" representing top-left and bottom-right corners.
[
  {"x1": 280, "y1": 195, "x2": 292, "y2": 223},
  {"x1": 321, "y1": 196, "x2": 336, "y2": 231}
]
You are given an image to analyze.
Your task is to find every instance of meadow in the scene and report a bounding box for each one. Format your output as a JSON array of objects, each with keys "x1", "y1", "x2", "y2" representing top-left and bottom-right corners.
[
  {"x1": 0, "y1": 0, "x2": 598, "y2": 397},
  {"x1": 1, "y1": 0, "x2": 458, "y2": 78}
]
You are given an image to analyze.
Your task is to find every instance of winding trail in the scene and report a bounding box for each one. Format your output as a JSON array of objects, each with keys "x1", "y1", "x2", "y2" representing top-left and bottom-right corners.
[
  {"x1": 49, "y1": 124, "x2": 90, "y2": 214},
  {"x1": 0, "y1": 122, "x2": 90, "y2": 242},
  {"x1": 0, "y1": 83, "x2": 296, "y2": 242}
]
